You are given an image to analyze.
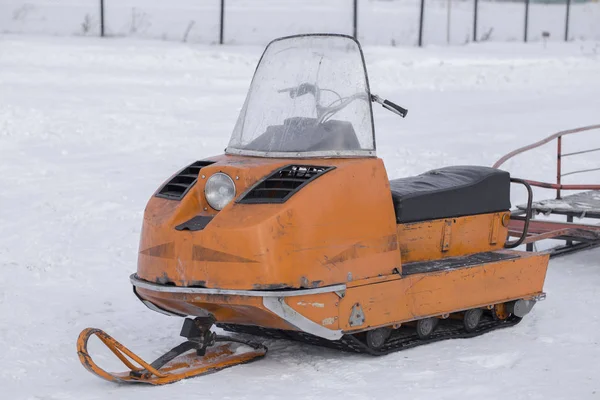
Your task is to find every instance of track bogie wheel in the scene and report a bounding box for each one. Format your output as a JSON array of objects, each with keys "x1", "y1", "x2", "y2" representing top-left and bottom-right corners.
[
  {"x1": 463, "y1": 309, "x2": 483, "y2": 332},
  {"x1": 416, "y1": 318, "x2": 437, "y2": 339},
  {"x1": 366, "y1": 327, "x2": 393, "y2": 350},
  {"x1": 492, "y1": 303, "x2": 510, "y2": 320}
]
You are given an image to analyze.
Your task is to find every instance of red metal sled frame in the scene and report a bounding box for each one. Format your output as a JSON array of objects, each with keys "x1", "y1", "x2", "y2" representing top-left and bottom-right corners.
[{"x1": 494, "y1": 124, "x2": 600, "y2": 257}]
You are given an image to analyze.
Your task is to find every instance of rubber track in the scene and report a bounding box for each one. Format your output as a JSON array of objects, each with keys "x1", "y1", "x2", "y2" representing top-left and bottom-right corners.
[{"x1": 218, "y1": 314, "x2": 521, "y2": 356}]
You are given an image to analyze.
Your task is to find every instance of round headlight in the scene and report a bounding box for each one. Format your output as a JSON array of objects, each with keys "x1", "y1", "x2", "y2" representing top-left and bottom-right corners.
[{"x1": 204, "y1": 173, "x2": 236, "y2": 210}]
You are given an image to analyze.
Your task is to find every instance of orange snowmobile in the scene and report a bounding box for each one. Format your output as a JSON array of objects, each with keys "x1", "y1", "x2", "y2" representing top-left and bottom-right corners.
[{"x1": 77, "y1": 34, "x2": 549, "y2": 385}]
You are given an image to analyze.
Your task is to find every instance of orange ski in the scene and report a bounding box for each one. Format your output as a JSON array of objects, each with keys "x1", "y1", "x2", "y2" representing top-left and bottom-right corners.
[{"x1": 77, "y1": 319, "x2": 266, "y2": 385}]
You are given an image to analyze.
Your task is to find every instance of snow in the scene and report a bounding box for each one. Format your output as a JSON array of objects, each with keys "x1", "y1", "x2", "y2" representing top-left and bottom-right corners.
[
  {"x1": 1, "y1": 35, "x2": 600, "y2": 399},
  {"x1": 2, "y1": 0, "x2": 600, "y2": 46}
]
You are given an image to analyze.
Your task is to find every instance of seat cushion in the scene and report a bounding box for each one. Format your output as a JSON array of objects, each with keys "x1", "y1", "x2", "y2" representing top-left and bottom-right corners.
[{"x1": 390, "y1": 166, "x2": 511, "y2": 224}]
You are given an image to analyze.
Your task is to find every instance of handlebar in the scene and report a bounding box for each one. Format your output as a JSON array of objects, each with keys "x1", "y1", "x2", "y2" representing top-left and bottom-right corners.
[
  {"x1": 278, "y1": 83, "x2": 319, "y2": 100},
  {"x1": 279, "y1": 82, "x2": 408, "y2": 121}
]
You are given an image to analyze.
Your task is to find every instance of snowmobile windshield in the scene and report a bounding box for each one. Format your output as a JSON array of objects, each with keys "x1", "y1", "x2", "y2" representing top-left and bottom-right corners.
[{"x1": 226, "y1": 34, "x2": 376, "y2": 158}]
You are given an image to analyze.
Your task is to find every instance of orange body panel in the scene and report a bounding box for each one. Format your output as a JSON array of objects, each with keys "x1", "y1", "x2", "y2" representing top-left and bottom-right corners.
[
  {"x1": 138, "y1": 288, "x2": 343, "y2": 331},
  {"x1": 133, "y1": 155, "x2": 550, "y2": 339},
  {"x1": 137, "y1": 288, "x2": 295, "y2": 330},
  {"x1": 137, "y1": 251, "x2": 548, "y2": 334},
  {"x1": 338, "y1": 250, "x2": 548, "y2": 331},
  {"x1": 396, "y1": 212, "x2": 510, "y2": 264},
  {"x1": 137, "y1": 155, "x2": 400, "y2": 290}
]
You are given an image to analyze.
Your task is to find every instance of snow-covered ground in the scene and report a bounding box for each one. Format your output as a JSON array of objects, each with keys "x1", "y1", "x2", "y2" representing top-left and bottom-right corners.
[
  {"x1": 2, "y1": 0, "x2": 600, "y2": 46},
  {"x1": 1, "y1": 35, "x2": 600, "y2": 399}
]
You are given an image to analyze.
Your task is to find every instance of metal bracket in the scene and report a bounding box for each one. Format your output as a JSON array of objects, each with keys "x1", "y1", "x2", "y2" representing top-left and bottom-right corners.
[
  {"x1": 441, "y1": 220, "x2": 452, "y2": 252},
  {"x1": 489, "y1": 213, "x2": 501, "y2": 245},
  {"x1": 527, "y1": 292, "x2": 547, "y2": 302},
  {"x1": 262, "y1": 297, "x2": 343, "y2": 340},
  {"x1": 349, "y1": 303, "x2": 365, "y2": 327}
]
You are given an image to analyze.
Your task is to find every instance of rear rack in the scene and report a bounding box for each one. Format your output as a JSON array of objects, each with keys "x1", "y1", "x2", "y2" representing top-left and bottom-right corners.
[
  {"x1": 493, "y1": 124, "x2": 600, "y2": 197},
  {"x1": 494, "y1": 124, "x2": 600, "y2": 257}
]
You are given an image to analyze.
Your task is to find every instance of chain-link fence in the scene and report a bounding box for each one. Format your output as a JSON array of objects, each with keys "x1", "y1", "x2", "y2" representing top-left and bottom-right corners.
[{"x1": 1, "y1": 0, "x2": 599, "y2": 46}]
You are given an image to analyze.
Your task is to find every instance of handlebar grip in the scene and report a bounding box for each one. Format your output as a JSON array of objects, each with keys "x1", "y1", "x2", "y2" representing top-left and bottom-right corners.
[{"x1": 382, "y1": 100, "x2": 408, "y2": 118}]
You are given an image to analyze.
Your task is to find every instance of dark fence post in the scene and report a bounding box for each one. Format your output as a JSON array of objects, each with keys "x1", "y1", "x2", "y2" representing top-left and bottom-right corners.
[
  {"x1": 524, "y1": 0, "x2": 530, "y2": 42},
  {"x1": 473, "y1": 0, "x2": 478, "y2": 42},
  {"x1": 353, "y1": 0, "x2": 358, "y2": 39},
  {"x1": 219, "y1": 0, "x2": 225, "y2": 45},
  {"x1": 565, "y1": 0, "x2": 571, "y2": 41},
  {"x1": 418, "y1": 0, "x2": 425, "y2": 47},
  {"x1": 100, "y1": 0, "x2": 105, "y2": 37}
]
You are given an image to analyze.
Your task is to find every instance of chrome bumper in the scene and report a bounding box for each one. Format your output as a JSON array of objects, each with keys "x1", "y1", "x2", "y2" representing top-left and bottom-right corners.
[{"x1": 130, "y1": 274, "x2": 345, "y2": 340}]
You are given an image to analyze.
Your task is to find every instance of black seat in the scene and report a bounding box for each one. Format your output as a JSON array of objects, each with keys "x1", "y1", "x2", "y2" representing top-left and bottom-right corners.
[{"x1": 389, "y1": 166, "x2": 511, "y2": 224}]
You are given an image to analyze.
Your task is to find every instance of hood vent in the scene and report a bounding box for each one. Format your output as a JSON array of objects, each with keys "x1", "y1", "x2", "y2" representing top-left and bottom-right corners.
[
  {"x1": 156, "y1": 160, "x2": 215, "y2": 200},
  {"x1": 238, "y1": 165, "x2": 335, "y2": 204}
]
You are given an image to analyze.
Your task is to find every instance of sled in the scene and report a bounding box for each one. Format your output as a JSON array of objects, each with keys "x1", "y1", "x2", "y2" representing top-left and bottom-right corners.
[{"x1": 493, "y1": 124, "x2": 600, "y2": 257}]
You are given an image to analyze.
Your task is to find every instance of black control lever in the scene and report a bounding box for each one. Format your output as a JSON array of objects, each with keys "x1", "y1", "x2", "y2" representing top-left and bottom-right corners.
[{"x1": 371, "y1": 94, "x2": 408, "y2": 118}]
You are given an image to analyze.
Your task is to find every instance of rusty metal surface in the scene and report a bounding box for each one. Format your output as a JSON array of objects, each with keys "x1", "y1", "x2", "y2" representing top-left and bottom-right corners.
[
  {"x1": 517, "y1": 191, "x2": 600, "y2": 218},
  {"x1": 338, "y1": 250, "x2": 548, "y2": 331},
  {"x1": 396, "y1": 212, "x2": 509, "y2": 264},
  {"x1": 402, "y1": 251, "x2": 519, "y2": 276},
  {"x1": 131, "y1": 274, "x2": 346, "y2": 296},
  {"x1": 509, "y1": 228, "x2": 573, "y2": 244},
  {"x1": 509, "y1": 217, "x2": 600, "y2": 235},
  {"x1": 507, "y1": 216, "x2": 600, "y2": 256},
  {"x1": 561, "y1": 167, "x2": 600, "y2": 178},
  {"x1": 562, "y1": 147, "x2": 600, "y2": 157},
  {"x1": 516, "y1": 180, "x2": 600, "y2": 192},
  {"x1": 557, "y1": 135, "x2": 562, "y2": 199},
  {"x1": 492, "y1": 124, "x2": 600, "y2": 169},
  {"x1": 493, "y1": 124, "x2": 600, "y2": 198},
  {"x1": 77, "y1": 328, "x2": 267, "y2": 385}
]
